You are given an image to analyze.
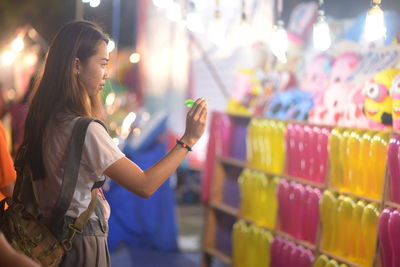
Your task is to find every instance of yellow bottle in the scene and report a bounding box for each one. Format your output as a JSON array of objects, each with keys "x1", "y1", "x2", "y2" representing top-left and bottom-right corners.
[
  {"x1": 325, "y1": 259, "x2": 339, "y2": 267},
  {"x1": 339, "y1": 130, "x2": 351, "y2": 191},
  {"x1": 313, "y1": 255, "x2": 329, "y2": 267},
  {"x1": 257, "y1": 228, "x2": 273, "y2": 267},
  {"x1": 361, "y1": 203, "x2": 380, "y2": 267},
  {"x1": 352, "y1": 200, "x2": 366, "y2": 264},
  {"x1": 276, "y1": 121, "x2": 286, "y2": 174},
  {"x1": 320, "y1": 190, "x2": 337, "y2": 251},
  {"x1": 346, "y1": 130, "x2": 365, "y2": 193},
  {"x1": 368, "y1": 132, "x2": 391, "y2": 199},
  {"x1": 329, "y1": 128, "x2": 344, "y2": 189},
  {"x1": 359, "y1": 131, "x2": 375, "y2": 196},
  {"x1": 232, "y1": 220, "x2": 248, "y2": 267},
  {"x1": 336, "y1": 196, "x2": 356, "y2": 258}
]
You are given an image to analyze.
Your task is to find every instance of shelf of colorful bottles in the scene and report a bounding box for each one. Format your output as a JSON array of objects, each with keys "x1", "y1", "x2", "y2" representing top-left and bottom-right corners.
[
  {"x1": 319, "y1": 249, "x2": 364, "y2": 267},
  {"x1": 204, "y1": 247, "x2": 231, "y2": 265},
  {"x1": 219, "y1": 156, "x2": 326, "y2": 189},
  {"x1": 210, "y1": 201, "x2": 239, "y2": 217}
]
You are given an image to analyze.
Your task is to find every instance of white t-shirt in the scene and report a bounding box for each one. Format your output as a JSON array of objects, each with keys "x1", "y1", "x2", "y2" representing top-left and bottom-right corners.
[{"x1": 33, "y1": 116, "x2": 125, "y2": 219}]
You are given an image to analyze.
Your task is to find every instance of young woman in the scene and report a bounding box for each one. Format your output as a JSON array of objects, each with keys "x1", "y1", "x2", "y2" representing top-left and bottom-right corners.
[{"x1": 17, "y1": 20, "x2": 207, "y2": 266}]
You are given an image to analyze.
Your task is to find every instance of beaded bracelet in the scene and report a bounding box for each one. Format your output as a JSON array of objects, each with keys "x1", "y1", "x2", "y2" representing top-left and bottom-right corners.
[{"x1": 176, "y1": 139, "x2": 192, "y2": 152}]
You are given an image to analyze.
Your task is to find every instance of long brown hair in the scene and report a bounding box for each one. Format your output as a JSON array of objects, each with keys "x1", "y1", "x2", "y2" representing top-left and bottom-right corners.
[{"x1": 17, "y1": 20, "x2": 109, "y2": 180}]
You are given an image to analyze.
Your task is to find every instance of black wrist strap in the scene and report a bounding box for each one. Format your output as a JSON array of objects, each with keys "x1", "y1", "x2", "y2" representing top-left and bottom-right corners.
[{"x1": 176, "y1": 139, "x2": 192, "y2": 152}]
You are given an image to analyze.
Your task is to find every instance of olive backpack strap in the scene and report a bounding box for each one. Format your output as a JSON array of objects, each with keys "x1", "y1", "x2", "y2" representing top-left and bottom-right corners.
[{"x1": 48, "y1": 117, "x2": 107, "y2": 225}]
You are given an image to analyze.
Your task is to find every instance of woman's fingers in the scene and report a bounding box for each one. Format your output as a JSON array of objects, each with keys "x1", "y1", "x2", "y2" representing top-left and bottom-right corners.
[{"x1": 189, "y1": 98, "x2": 205, "y2": 117}]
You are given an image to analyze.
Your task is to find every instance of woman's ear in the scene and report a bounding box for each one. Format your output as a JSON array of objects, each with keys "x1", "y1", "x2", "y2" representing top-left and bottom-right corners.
[{"x1": 74, "y1": 57, "x2": 80, "y2": 75}]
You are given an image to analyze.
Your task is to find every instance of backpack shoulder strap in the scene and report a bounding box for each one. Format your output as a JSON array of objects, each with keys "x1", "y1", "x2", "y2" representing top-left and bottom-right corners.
[{"x1": 48, "y1": 117, "x2": 106, "y2": 224}]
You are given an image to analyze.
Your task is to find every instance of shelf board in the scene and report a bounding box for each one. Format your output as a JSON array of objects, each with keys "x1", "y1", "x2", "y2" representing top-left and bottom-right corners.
[
  {"x1": 219, "y1": 156, "x2": 325, "y2": 190},
  {"x1": 274, "y1": 229, "x2": 317, "y2": 251},
  {"x1": 319, "y1": 249, "x2": 365, "y2": 267},
  {"x1": 330, "y1": 188, "x2": 381, "y2": 204},
  {"x1": 210, "y1": 202, "x2": 239, "y2": 217},
  {"x1": 204, "y1": 247, "x2": 232, "y2": 265},
  {"x1": 384, "y1": 200, "x2": 400, "y2": 209},
  {"x1": 219, "y1": 156, "x2": 246, "y2": 169}
]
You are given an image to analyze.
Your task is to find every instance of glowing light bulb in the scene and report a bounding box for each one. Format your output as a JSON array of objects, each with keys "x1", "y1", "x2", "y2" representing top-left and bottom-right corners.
[
  {"x1": 11, "y1": 37, "x2": 24, "y2": 52},
  {"x1": 153, "y1": 0, "x2": 172, "y2": 8},
  {"x1": 166, "y1": 2, "x2": 182, "y2": 22},
  {"x1": 186, "y1": 12, "x2": 205, "y2": 34},
  {"x1": 209, "y1": 14, "x2": 225, "y2": 47},
  {"x1": 236, "y1": 20, "x2": 253, "y2": 47},
  {"x1": 129, "y1": 52, "x2": 141, "y2": 64},
  {"x1": 1, "y1": 50, "x2": 17, "y2": 66},
  {"x1": 107, "y1": 40, "x2": 116, "y2": 53},
  {"x1": 89, "y1": 0, "x2": 101, "y2": 8},
  {"x1": 270, "y1": 20, "x2": 288, "y2": 63},
  {"x1": 313, "y1": 10, "x2": 331, "y2": 51},
  {"x1": 363, "y1": 4, "x2": 386, "y2": 42}
]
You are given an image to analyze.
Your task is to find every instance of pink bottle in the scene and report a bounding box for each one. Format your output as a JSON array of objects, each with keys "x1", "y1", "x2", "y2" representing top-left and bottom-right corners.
[
  {"x1": 278, "y1": 180, "x2": 290, "y2": 232},
  {"x1": 292, "y1": 124, "x2": 303, "y2": 177},
  {"x1": 317, "y1": 127, "x2": 330, "y2": 184},
  {"x1": 388, "y1": 135, "x2": 400, "y2": 203},
  {"x1": 297, "y1": 125, "x2": 308, "y2": 179},
  {"x1": 304, "y1": 187, "x2": 321, "y2": 243},
  {"x1": 270, "y1": 237, "x2": 284, "y2": 267},
  {"x1": 288, "y1": 244, "x2": 301, "y2": 266},
  {"x1": 389, "y1": 209, "x2": 400, "y2": 267},
  {"x1": 298, "y1": 249, "x2": 314, "y2": 267},
  {"x1": 379, "y1": 208, "x2": 393, "y2": 267},
  {"x1": 291, "y1": 183, "x2": 306, "y2": 238},
  {"x1": 286, "y1": 124, "x2": 295, "y2": 176},
  {"x1": 281, "y1": 240, "x2": 295, "y2": 266},
  {"x1": 305, "y1": 125, "x2": 317, "y2": 181}
]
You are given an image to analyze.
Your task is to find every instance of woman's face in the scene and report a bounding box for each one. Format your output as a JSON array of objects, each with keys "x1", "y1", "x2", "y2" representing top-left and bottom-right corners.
[{"x1": 78, "y1": 41, "x2": 109, "y2": 96}]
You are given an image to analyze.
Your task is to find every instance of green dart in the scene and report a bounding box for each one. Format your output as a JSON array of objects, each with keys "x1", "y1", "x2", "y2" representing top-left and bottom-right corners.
[{"x1": 184, "y1": 99, "x2": 195, "y2": 108}]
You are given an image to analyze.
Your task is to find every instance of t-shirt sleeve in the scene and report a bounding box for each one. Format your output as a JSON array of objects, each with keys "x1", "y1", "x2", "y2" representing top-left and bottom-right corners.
[
  {"x1": 81, "y1": 121, "x2": 125, "y2": 177},
  {"x1": 0, "y1": 123, "x2": 16, "y2": 188}
]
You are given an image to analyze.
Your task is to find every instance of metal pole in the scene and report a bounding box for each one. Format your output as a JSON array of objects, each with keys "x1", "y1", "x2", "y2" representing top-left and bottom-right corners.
[
  {"x1": 75, "y1": 0, "x2": 84, "y2": 20},
  {"x1": 112, "y1": 0, "x2": 121, "y2": 49}
]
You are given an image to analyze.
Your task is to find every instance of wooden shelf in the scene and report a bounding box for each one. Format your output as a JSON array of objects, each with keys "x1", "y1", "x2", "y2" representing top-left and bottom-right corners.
[
  {"x1": 204, "y1": 247, "x2": 232, "y2": 265},
  {"x1": 319, "y1": 249, "x2": 365, "y2": 267},
  {"x1": 219, "y1": 156, "x2": 325, "y2": 190},
  {"x1": 384, "y1": 200, "x2": 400, "y2": 209},
  {"x1": 330, "y1": 188, "x2": 381, "y2": 205},
  {"x1": 275, "y1": 229, "x2": 317, "y2": 251},
  {"x1": 210, "y1": 202, "x2": 239, "y2": 217},
  {"x1": 238, "y1": 216, "x2": 317, "y2": 252}
]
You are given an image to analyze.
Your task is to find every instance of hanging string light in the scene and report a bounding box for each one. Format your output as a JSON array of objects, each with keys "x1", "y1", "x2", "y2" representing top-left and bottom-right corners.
[
  {"x1": 270, "y1": 0, "x2": 288, "y2": 63},
  {"x1": 313, "y1": 0, "x2": 331, "y2": 51},
  {"x1": 363, "y1": 0, "x2": 386, "y2": 43},
  {"x1": 236, "y1": 0, "x2": 253, "y2": 47},
  {"x1": 209, "y1": 0, "x2": 225, "y2": 46}
]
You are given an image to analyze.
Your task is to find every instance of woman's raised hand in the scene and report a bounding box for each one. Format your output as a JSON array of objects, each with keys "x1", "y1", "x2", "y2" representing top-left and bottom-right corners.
[{"x1": 181, "y1": 98, "x2": 208, "y2": 147}]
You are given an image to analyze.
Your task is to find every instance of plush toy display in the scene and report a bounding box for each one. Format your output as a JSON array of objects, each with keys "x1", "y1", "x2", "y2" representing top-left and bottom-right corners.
[
  {"x1": 363, "y1": 68, "x2": 400, "y2": 127},
  {"x1": 265, "y1": 88, "x2": 313, "y2": 121},
  {"x1": 308, "y1": 52, "x2": 361, "y2": 125},
  {"x1": 390, "y1": 73, "x2": 400, "y2": 130},
  {"x1": 299, "y1": 54, "x2": 332, "y2": 106}
]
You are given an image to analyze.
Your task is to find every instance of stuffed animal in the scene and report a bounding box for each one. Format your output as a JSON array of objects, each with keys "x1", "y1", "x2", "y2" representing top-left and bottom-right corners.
[
  {"x1": 265, "y1": 88, "x2": 313, "y2": 121},
  {"x1": 308, "y1": 52, "x2": 361, "y2": 125},
  {"x1": 299, "y1": 54, "x2": 332, "y2": 106},
  {"x1": 329, "y1": 52, "x2": 360, "y2": 84},
  {"x1": 390, "y1": 73, "x2": 400, "y2": 130},
  {"x1": 363, "y1": 68, "x2": 400, "y2": 127}
]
